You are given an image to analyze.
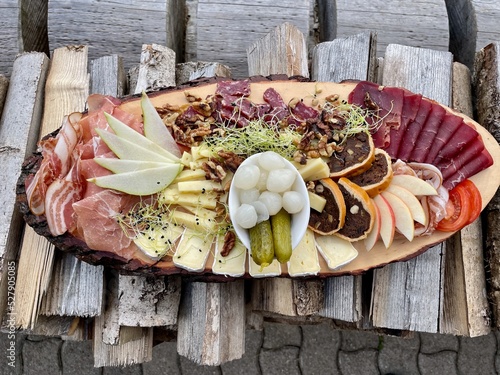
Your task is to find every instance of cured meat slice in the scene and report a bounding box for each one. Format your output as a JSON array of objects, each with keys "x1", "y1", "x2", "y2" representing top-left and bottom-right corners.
[
  {"x1": 432, "y1": 123, "x2": 479, "y2": 164},
  {"x1": 438, "y1": 137, "x2": 485, "y2": 180},
  {"x1": 385, "y1": 92, "x2": 422, "y2": 158},
  {"x1": 397, "y1": 98, "x2": 432, "y2": 161},
  {"x1": 288, "y1": 101, "x2": 319, "y2": 126},
  {"x1": 348, "y1": 81, "x2": 404, "y2": 148},
  {"x1": 424, "y1": 113, "x2": 463, "y2": 164},
  {"x1": 263, "y1": 87, "x2": 288, "y2": 122},
  {"x1": 410, "y1": 102, "x2": 446, "y2": 162},
  {"x1": 216, "y1": 79, "x2": 250, "y2": 97},
  {"x1": 443, "y1": 150, "x2": 494, "y2": 190}
]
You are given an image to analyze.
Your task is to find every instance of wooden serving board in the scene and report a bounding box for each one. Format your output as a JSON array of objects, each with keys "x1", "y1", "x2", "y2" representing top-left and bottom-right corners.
[{"x1": 17, "y1": 77, "x2": 500, "y2": 278}]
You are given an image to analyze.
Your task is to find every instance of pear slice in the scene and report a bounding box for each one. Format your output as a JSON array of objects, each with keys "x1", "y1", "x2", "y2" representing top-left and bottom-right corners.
[
  {"x1": 96, "y1": 128, "x2": 175, "y2": 163},
  {"x1": 94, "y1": 158, "x2": 172, "y2": 174},
  {"x1": 104, "y1": 112, "x2": 179, "y2": 162},
  {"x1": 141, "y1": 91, "x2": 182, "y2": 158},
  {"x1": 88, "y1": 164, "x2": 183, "y2": 195}
]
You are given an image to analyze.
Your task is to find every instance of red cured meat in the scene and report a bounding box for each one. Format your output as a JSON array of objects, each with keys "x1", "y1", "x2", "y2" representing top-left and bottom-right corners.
[
  {"x1": 424, "y1": 114, "x2": 463, "y2": 164},
  {"x1": 216, "y1": 79, "x2": 250, "y2": 97},
  {"x1": 397, "y1": 98, "x2": 432, "y2": 161},
  {"x1": 288, "y1": 101, "x2": 319, "y2": 126},
  {"x1": 385, "y1": 92, "x2": 422, "y2": 158},
  {"x1": 432, "y1": 122, "x2": 479, "y2": 164},
  {"x1": 410, "y1": 102, "x2": 446, "y2": 162},
  {"x1": 348, "y1": 81, "x2": 404, "y2": 148},
  {"x1": 438, "y1": 137, "x2": 485, "y2": 180},
  {"x1": 443, "y1": 150, "x2": 493, "y2": 190},
  {"x1": 263, "y1": 87, "x2": 288, "y2": 123}
]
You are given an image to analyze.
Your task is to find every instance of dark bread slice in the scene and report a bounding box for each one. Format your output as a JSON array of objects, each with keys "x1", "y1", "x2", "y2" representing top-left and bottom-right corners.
[
  {"x1": 308, "y1": 178, "x2": 346, "y2": 235},
  {"x1": 348, "y1": 148, "x2": 393, "y2": 197}
]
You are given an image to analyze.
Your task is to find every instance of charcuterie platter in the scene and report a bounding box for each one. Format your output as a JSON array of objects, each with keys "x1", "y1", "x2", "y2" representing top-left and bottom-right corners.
[{"x1": 16, "y1": 76, "x2": 500, "y2": 278}]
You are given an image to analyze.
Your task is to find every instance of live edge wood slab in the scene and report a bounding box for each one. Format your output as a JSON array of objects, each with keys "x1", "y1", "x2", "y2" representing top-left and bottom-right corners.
[{"x1": 16, "y1": 75, "x2": 500, "y2": 279}]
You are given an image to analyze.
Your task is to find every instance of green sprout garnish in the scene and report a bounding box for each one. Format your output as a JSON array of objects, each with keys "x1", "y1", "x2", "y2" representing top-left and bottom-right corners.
[{"x1": 202, "y1": 119, "x2": 302, "y2": 159}]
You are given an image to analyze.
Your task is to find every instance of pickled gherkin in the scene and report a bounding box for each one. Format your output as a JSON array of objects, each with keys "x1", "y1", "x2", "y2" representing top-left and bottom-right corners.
[
  {"x1": 249, "y1": 220, "x2": 274, "y2": 267},
  {"x1": 271, "y1": 209, "x2": 292, "y2": 263}
]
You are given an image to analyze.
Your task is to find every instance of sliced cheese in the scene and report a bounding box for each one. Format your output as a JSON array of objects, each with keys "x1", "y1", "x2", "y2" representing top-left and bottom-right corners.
[
  {"x1": 212, "y1": 235, "x2": 246, "y2": 277},
  {"x1": 308, "y1": 191, "x2": 327, "y2": 212},
  {"x1": 160, "y1": 187, "x2": 218, "y2": 209},
  {"x1": 177, "y1": 180, "x2": 223, "y2": 193},
  {"x1": 248, "y1": 253, "x2": 281, "y2": 278},
  {"x1": 169, "y1": 210, "x2": 217, "y2": 232},
  {"x1": 173, "y1": 229, "x2": 214, "y2": 272},
  {"x1": 315, "y1": 234, "x2": 358, "y2": 270},
  {"x1": 173, "y1": 169, "x2": 207, "y2": 182},
  {"x1": 293, "y1": 157, "x2": 330, "y2": 181},
  {"x1": 287, "y1": 229, "x2": 320, "y2": 277}
]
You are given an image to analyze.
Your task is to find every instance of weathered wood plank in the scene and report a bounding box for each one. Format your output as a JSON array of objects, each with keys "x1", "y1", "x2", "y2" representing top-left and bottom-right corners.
[
  {"x1": 176, "y1": 61, "x2": 231, "y2": 85},
  {"x1": 371, "y1": 44, "x2": 453, "y2": 333},
  {"x1": 19, "y1": 0, "x2": 50, "y2": 55},
  {"x1": 473, "y1": 42, "x2": 500, "y2": 328},
  {"x1": 247, "y1": 22, "x2": 309, "y2": 78},
  {"x1": 440, "y1": 62, "x2": 490, "y2": 337},
  {"x1": 311, "y1": 32, "x2": 376, "y2": 324},
  {"x1": 447, "y1": 0, "x2": 500, "y2": 69},
  {"x1": 48, "y1": 0, "x2": 178, "y2": 71},
  {"x1": 0, "y1": 52, "x2": 49, "y2": 321},
  {"x1": 90, "y1": 55, "x2": 127, "y2": 97},
  {"x1": 187, "y1": 0, "x2": 312, "y2": 78},
  {"x1": 177, "y1": 280, "x2": 245, "y2": 365},
  {"x1": 0, "y1": 0, "x2": 19, "y2": 76},
  {"x1": 14, "y1": 46, "x2": 89, "y2": 330},
  {"x1": 0, "y1": 75, "x2": 9, "y2": 115},
  {"x1": 335, "y1": 0, "x2": 449, "y2": 58},
  {"x1": 132, "y1": 43, "x2": 176, "y2": 94}
]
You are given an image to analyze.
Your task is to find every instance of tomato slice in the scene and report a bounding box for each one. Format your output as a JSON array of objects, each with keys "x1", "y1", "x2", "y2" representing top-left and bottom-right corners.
[{"x1": 436, "y1": 180, "x2": 482, "y2": 232}]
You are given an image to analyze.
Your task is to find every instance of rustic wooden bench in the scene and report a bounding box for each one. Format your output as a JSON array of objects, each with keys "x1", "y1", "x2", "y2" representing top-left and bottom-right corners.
[{"x1": 1, "y1": 0, "x2": 500, "y2": 368}]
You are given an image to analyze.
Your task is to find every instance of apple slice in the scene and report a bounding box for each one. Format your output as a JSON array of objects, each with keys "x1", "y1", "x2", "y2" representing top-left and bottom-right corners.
[
  {"x1": 364, "y1": 201, "x2": 381, "y2": 251},
  {"x1": 373, "y1": 194, "x2": 395, "y2": 248},
  {"x1": 381, "y1": 191, "x2": 415, "y2": 242},
  {"x1": 141, "y1": 91, "x2": 182, "y2": 158},
  {"x1": 390, "y1": 175, "x2": 437, "y2": 196},
  {"x1": 386, "y1": 184, "x2": 427, "y2": 225},
  {"x1": 94, "y1": 158, "x2": 171, "y2": 174},
  {"x1": 95, "y1": 128, "x2": 175, "y2": 163},
  {"x1": 104, "y1": 112, "x2": 179, "y2": 162},
  {"x1": 88, "y1": 164, "x2": 183, "y2": 195}
]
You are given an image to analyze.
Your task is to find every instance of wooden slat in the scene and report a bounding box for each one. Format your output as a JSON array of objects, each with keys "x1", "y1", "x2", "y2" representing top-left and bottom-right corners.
[
  {"x1": 0, "y1": 75, "x2": 8, "y2": 115},
  {"x1": 473, "y1": 42, "x2": 500, "y2": 329},
  {"x1": 371, "y1": 44, "x2": 453, "y2": 333},
  {"x1": 0, "y1": 0, "x2": 18, "y2": 76},
  {"x1": 0, "y1": 52, "x2": 49, "y2": 321},
  {"x1": 335, "y1": 0, "x2": 449, "y2": 58},
  {"x1": 311, "y1": 32, "x2": 376, "y2": 324},
  {"x1": 177, "y1": 280, "x2": 245, "y2": 365},
  {"x1": 90, "y1": 55, "x2": 127, "y2": 97},
  {"x1": 166, "y1": 0, "x2": 186, "y2": 63},
  {"x1": 440, "y1": 62, "x2": 490, "y2": 337},
  {"x1": 48, "y1": 0, "x2": 172, "y2": 71},
  {"x1": 247, "y1": 22, "x2": 309, "y2": 78},
  {"x1": 19, "y1": 0, "x2": 50, "y2": 55},
  {"x1": 176, "y1": 61, "x2": 231, "y2": 85},
  {"x1": 133, "y1": 43, "x2": 176, "y2": 94},
  {"x1": 187, "y1": 0, "x2": 312, "y2": 78},
  {"x1": 14, "y1": 46, "x2": 89, "y2": 330}
]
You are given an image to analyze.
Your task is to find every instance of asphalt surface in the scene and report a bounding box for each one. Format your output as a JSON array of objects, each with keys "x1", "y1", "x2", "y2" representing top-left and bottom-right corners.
[{"x1": 2, "y1": 321, "x2": 499, "y2": 374}]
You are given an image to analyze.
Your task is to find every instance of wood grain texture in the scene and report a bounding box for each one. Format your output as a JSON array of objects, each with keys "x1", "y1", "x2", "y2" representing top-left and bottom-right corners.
[
  {"x1": 19, "y1": 0, "x2": 49, "y2": 55},
  {"x1": 14, "y1": 46, "x2": 89, "y2": 330},
  {"x1": 134, "y1": 44, "x2": 176, "y2": 94},
  {"x1": 0, "y1": 75, "x2": 9, "y2": 115},
  {"x1": 474, "y1": 42, "x2": 500, "y2": 328},
  {"x1": 335, "y1": 0, "x2": 449, "y2": 59},
  {"x1": 371, "y1": 44, "x2": 453, "y2": 333},
  {"x1": 440, "y1": 62, "x2": 490, "y2": 337},
  {"x1": 0, "y1": 52, "x2": 49, "y2": 320},
  {"x1": 176, "y1": 61, "x2": 231, "y2": 86},
  {"x1": 177, "y1": 280, "x2": 245, "y2": 365},
  {"x1": 0, "y1": 0, "x2": 19, "y2": 76},
  {"x1": 312, "y1": 31, "x2": 375, "y2": 324},
  {"x1": 48, "y1": 0, "x2": 170, "y2": 72},
  {"x1": 90, "y1": 55, "x2": 127, "y2": 97},
  {"x1": 187, "y1": 0, "x2": 312, "y2": 78},
  {"x1": 247, "y1": 22, "x2": 309, "y2": 78}
]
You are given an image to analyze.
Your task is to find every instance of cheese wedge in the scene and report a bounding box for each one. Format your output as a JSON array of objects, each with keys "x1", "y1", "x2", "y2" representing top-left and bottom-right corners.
[
  {"x1": 287, "y1": 229, "x2": 320, "y2": 277},
  {"x1": 315, "y1": 234, "x2": 358, "y2": 270},
  {"x1": 173, "y1": 229, "x2": 214, "y2": 272},
  {"x1": 212, "y1": 234, "x2": 246, "y2": 277}
]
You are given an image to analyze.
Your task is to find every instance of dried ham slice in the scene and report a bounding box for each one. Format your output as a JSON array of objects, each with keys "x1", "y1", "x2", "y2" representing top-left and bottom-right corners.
[
  {"x1": 385, "y1": 92, "x2": 422, "y2": 158},
  {"x1": 424, "y1": 113, "x2": 463, "y2": 164},
  {"x1": 263, "y1": 87, "x2": 288, "y2": 123},
  {"x1": 443, "y1": 150, "x2": 493, "y2": 190},
  {"x1": 397, "y1": 98, "x2": 432, "y2": 161},
  {"x1": 438, "y1": 137, "x2": 485, "y2": 180},
  {"x1": 348, "y1": 81, "x2": 404, "y2": 148},
  {"x1": 410, "y1": 102, "x2": 446, "y2": 162},
  {"x1": 432, "y1": 122, "x2": 479, "y2": 164},
  {"x1": 216, "y1": 79, "x2": 250, "y2": 97}
]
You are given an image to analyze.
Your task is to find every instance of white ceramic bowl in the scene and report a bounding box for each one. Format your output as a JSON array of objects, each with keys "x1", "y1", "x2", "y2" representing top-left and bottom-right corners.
[{"x1": 228, "y1": 153, "x2": 310, "y2": 250}]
